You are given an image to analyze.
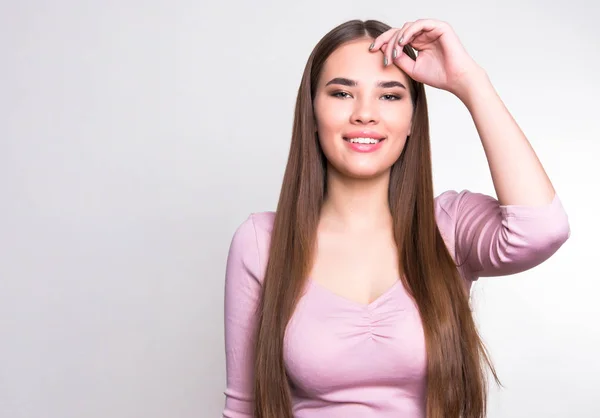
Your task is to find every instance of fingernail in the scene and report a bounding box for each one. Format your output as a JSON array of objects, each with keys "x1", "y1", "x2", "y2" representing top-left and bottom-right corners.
[
  {"x1": 369, "y1": 42, "x2": 374, "y2": 50},
  {"x1": 398, "y1": 36, "x2": 404, "y2": 45},
  {"x1": 392, "y1": 48, "x2": 397, "y2": 59},
  {"x1": 384, "y1": 56, "x2": 388, "y2": 66}
]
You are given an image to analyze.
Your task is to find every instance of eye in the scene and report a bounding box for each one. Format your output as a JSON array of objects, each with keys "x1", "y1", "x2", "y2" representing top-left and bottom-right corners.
[
  {"x1": 331, "y1": 91, "x2": 352, "y2": 99},
  {"x1": 381, "y1": 94, "x2": 401, "y2": 101}
]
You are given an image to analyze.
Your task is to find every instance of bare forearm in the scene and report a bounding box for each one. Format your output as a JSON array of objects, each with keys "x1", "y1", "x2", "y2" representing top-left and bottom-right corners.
[{"x1": 455, "y1": 68, "x2": 556, "y2": 206}]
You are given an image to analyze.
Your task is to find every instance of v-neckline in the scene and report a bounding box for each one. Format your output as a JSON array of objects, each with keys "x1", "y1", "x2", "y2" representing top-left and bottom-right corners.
[{"x1": 307, "y1": 278, "x2": 402, "y2": 310}]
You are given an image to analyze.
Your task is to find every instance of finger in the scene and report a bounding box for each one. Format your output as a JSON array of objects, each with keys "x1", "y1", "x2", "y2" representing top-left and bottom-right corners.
[
  {"x1": 369, "y1": 28, "x2": 399, "y2": 52},
  {"x1": 398, "y1": 19, "x2": 439, "y2": 47},
  {"x1": 393, "y1": 48, "x2": 417, "y2": 78},
  {"x1": 391, "y1": 35, "x2": 407, "y2": 65},
  {"x1": 384, "y1": 30, "x2": 402, "y2": 67},
  {"x1": 403, "y1": 29, "x2": 427, "y2": 50},
  {"x1": 370, "y1": 22, "x2": 413, "y2": 52},
  {"x1": 388, "y1": 30, "x2": 405, "y2": 66},
  {"x1": 395, "y1": 21, "x2": 414, "y2": 48}
]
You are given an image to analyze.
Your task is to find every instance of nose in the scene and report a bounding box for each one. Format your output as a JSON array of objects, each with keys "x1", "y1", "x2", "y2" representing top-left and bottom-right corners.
[{"x1": 350, "y1": 97, "x2": 379, "y2": 125}]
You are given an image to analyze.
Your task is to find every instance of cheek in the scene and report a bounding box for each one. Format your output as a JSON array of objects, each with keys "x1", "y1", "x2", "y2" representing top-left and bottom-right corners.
[
  {"x1": 314, "y1": 103, "x2": 345, "y2": 154},
  {"x1": 388, "y1": 138, "x2": 409, "y2": 161},
  {"x1": 381, "y1": 106, "x2": 413, "y2": 134},
  {"x1": 316, "y1": 103, "x2": 347, "y2": 133}
]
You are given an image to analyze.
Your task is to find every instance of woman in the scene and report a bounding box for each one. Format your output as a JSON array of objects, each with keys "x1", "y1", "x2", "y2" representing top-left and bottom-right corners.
[{"x1": 222, "y1": 19, "x2": 570, "y2": 418}]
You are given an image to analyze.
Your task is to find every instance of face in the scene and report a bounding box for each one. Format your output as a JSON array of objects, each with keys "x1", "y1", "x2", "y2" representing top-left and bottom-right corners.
[{"x1": 313, "y1": 38, "x2": 414, "y2": 179}]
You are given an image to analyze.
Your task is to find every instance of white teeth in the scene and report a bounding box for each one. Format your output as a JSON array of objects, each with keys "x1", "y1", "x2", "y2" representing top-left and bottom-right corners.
[{"x1": 348, "y1": 137, "x2": 381, "y2": 144}]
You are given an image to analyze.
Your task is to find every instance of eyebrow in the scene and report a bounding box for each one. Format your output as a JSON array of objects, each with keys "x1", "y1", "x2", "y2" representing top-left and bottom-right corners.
[{"x1": 325, "y1": 77, "x2": 407, "y2": 90}]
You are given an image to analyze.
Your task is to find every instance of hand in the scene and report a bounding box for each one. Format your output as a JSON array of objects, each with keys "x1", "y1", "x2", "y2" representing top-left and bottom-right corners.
[{"x1": 370, "y1": 19, "x2": 485, "y2": 98}]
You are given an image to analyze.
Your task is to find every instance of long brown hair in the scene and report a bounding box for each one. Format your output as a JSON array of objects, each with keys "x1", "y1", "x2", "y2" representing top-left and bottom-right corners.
[{"x1": 253, "y1": 19, "x2": 501, "y2": 418}]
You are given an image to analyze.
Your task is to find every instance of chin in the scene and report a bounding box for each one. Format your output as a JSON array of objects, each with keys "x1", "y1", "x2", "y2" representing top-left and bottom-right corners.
[{"x1": 339, "y1": 164, "x2": 389, "y2": 180}]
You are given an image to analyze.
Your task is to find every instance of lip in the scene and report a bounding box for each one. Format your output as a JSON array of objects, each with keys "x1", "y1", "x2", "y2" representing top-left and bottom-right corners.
[
  {"x1": 342, "y1": 130, "x2": 386, "y2": 153},
  {"x1": 344, "y1": 138, "x2": 385, "y2": 153},
  {"x1": 343, "y1": 130, "x2": 386, "y2": 140}
]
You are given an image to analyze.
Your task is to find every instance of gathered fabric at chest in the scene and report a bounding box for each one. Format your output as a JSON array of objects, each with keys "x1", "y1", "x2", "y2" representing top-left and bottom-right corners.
[{"x1": 282, "y1": 278, "x2": 428, "y2": 417}]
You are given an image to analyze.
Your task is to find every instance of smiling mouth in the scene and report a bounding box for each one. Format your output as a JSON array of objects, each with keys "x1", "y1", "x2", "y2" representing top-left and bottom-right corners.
[{"x1": 343, "y1": 137, "x2": 385, "y2": 144}]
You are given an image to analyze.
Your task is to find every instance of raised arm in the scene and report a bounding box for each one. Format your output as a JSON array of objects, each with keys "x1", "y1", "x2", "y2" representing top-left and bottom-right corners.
[
  {"x1": 456, "y1": 68, "x2": 556, "y2": 207},
  {"x1": 445, "y1": 33, "x2": 571, "y2": 277},
  {"x1": 372, "y1": 19, "x2": 560, "y2": 205}
]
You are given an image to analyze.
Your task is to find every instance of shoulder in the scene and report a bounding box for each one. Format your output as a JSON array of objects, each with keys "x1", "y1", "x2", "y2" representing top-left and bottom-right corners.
[
  {"x1": 231, "y1": 211, "x2": 276, "y2": 243},
  {"x1": 433, "y1": 189, "x2": 467, "y2": 234},
  {"x1": 433, "y1": 189, "x2": 496, "y2": 259},
  {"x1": 433, "y1": 190, "x2": 461, "y2": 258},
  {"x1": 433, "y1": 190, "x2": 490, "y2": 284},
  {"x1": 228, "y1": 211, "x2": 276, "y2": 281},
  {"x1": 434, "y1": 189, "x2": 499, "y2": 227},
  {"x1": 434, "y1": 189, "x2": 496, "y2": 216},
  {"x1": 249, "y1": 210, "x2": 277, "y2": 236}
]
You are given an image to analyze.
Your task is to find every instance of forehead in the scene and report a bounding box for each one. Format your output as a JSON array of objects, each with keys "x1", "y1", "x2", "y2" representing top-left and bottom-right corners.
[{"x1": 318, "y1": 38, "x2": 410, "y2": 87}]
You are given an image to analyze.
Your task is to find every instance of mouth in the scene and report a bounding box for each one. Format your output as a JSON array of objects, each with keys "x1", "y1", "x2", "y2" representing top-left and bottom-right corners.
[
  {"x1": 343, "y1": 137, "x2": 385, "y2": 144},
  {"x1": 342, "y1": 136, "x2": 386, "y2": 153}
]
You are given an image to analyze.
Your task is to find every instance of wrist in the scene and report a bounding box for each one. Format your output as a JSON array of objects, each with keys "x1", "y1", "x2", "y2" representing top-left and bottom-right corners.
[{"x1": 451, "y1": 65, "x2": 492, "y2": 105}]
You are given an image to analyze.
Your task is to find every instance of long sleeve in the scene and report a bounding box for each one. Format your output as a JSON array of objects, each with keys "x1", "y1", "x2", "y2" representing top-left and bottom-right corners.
[
  {"x1": 437, "y1": 190, "x2": 570, "y2": 280},
  {"x1": 223, "y1": 214, "x2": 263, "y2": 417}
]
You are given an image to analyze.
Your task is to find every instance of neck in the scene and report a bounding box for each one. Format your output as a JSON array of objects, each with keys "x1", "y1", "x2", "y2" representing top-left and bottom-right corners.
[{"x1": 319, "y1": 165, "x2": 393, "y2": 232}]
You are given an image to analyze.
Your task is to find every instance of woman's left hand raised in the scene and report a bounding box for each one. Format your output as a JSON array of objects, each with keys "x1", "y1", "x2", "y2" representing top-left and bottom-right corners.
[{"x1": 370, "y1": 19, "x2": 485, "y2": 98}]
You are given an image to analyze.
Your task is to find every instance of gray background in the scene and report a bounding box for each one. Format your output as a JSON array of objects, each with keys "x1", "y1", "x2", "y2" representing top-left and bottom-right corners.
[{"x1": 1, "y1": 0, "x2": 598, "y2": 417}]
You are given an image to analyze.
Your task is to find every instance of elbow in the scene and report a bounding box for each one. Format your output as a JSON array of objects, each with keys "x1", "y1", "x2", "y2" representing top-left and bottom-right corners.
[
  {"x1": 503, "y1": 212, "x2": 571, "y2": 265},
  {"x1": 497, "y1": 214, "x2": 571, "y2": 271},
  {"x1": 545, "y1": 193, "x2": 571, "y2": 250},
  {"x1": 539, "y1": 201, "x2": 571, "y2": 252},
  {"x1": 548, "y1": 216, "x2": 571, "y2": 249},
  {"x1": 515, "y1": 194, "x2": 571, "y2": 256}
]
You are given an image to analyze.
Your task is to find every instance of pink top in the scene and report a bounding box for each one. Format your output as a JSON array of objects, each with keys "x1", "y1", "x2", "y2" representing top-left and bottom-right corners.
[{"x1": 223, "y1": 190, "x2": 570, "y2": 418}]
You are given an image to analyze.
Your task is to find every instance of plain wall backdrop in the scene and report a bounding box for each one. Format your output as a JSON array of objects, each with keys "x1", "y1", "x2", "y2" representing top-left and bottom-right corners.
[{"x1": 1, "y1": 0, "x2": 598, "y2": 417}]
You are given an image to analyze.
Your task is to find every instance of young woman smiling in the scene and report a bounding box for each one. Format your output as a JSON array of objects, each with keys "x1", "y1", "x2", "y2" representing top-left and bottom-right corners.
[{"x1": 223, "y1": 18, "x2": 570, "y2": 418}]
